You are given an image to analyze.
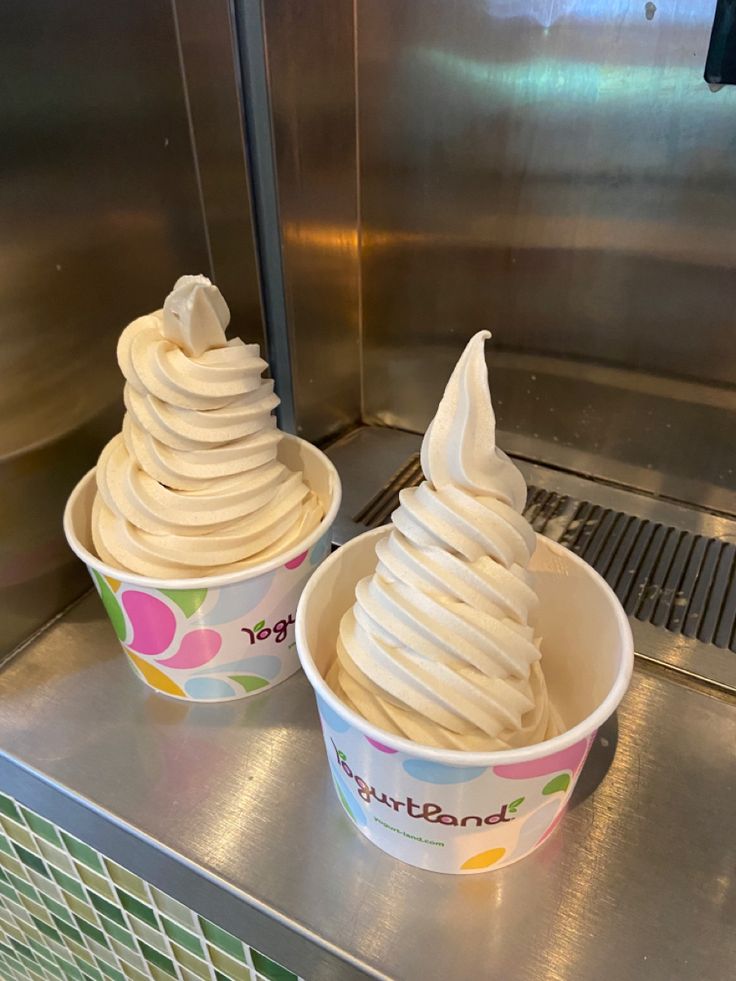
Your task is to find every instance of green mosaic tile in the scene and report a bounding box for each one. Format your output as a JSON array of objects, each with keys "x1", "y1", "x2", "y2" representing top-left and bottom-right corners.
[
  {"x1": 116, "y1": 890, "x2": 157, "y2": 929},
  {"x1": 128, "y1": 917, "x2": 167, "y2": 955},
  {"x1": 8, "y1": 873, "x2": 40, "y2": 904},
  {"x1": 99, "y1": 917, "x2": 137, "y2": 952},
  {"x1": 0, "y1": 878, "x2": 19, "y2": 902},
  {"x1": 0, "y1": 793, "x2": 23, "y2": 823},
  {"x1": 74, "y1": 915, "x2": 110, "y2": 948},
  {"x1": 0, "y1": 852, "x2": 27, "y2": 879},
  {"x1": 3, "y1": 818, "x2": 40, "y2": 854},
  {"x1": 36, "y1": 840, "x2": 76, "y2": 877},
  {"x1": 200, "y1": 919, "x2": 245, "y2": 961},
  {"x1": 180, "y1": 968, "x2": 211, "y2": 981},
  {"x1": 160, "y1": 916, "x2": 202, "y2": 957},
  {"x1": 12, "y1": 844, "x2": 49, "y2": 879},
  {"x1": 41, "y1": 893, "x2": 74, "y2": 925},
  {"x1": 149, "y1": 888, "x2": 192, "y2": 929},
  {"x1": 74, "y1": 956, "x2": 103, "y2": 981},
  {"x1": 29, "y1": 917, "x2": 61, "y2": 945},
  {"x1": 10, "y1": 938, "x2": 35, "y2": 961},
  {"x1": 55, "y1": 955, "x2": 85, "y2": 981},
  {"x1": 251, "y1": 951, "x2": 298, "y2": 981},
  {"x1": 75, "y1": 865, "x2": 116, "y2": 902},
  {"x1": 209, "y1": 946, "x2": 250, "y2": 980},
  {"x1": 98, "y1": 962, "x2": 125, "y2": 981},
  {"x1": 105, "y1": 862, "x2": 148, "y2": 903},
  {"x1": 60, "y1": 834, "x2": 105, "y2": 875},
  {"x1": 20, "y1": 810, "x2": 63, "y2": 849},
  {"x1": 67, "y1": 893, "x2": 101, "y2": 926},
  {"x1": 50, "y1": 914, "x2": 84, "y2": 946},
  {"x1": 88, "y1": 891, "x2": 126, "y2": 928},
  {"x1": 0, "y1": 832, "x2": 16, "y2": 856},
  {"x1": 137, "y1": 941, "x2": 175, "y2": 977},
  {"x1": 169, "y1": 942, "x2": 210, "y2": 979},
  {"x1": 48, "y1": 864, "x2": 86, "y2": 901},
  {"x1": 120, "y1": 964, "x2": 148, "y2": 981},
  {"x1": 19, "y1": 894, "x2": 52, "y2": 925}
]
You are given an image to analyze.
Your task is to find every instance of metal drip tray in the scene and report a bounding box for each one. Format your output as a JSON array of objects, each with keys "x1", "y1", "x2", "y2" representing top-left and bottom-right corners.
[{"x1": 327, "y1": 425, "x2": 736, "y2": 691}]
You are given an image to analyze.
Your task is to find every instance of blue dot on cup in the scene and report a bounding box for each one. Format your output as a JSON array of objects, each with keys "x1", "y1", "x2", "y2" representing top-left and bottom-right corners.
[
  {"x1": 184, "y1": 677, "x2": 235, "y2": 700},
  {"x1": 317, "y1": 696, "x2": 350, "y2": 733},
  {"x1": 402, "y1": 758, "x2": 487, "y2": 784},
  {"x1": 331, "y1": 771, "x2": 368, "y2": 828}
]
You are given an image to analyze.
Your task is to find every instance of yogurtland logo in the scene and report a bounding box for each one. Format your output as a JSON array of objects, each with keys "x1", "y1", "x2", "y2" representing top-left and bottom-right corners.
[
  {"x1": 241, "y1": 613, "x2": 295, "y2": 646},
  {"x1": 331, "y1": 740, "x2": 523, "y2": 827}
]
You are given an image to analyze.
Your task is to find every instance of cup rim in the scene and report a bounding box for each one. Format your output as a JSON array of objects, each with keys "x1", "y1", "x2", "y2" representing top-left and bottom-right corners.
[
  {"x1": 296, "y1": 525, "x2": 634, "y2": 767},
  {"x1": 63, "y1": 433, "x2": 342, "y2": 589}
]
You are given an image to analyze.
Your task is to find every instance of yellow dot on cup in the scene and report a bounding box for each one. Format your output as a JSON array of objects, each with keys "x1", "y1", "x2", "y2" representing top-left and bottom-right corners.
[
  {"x1": 126, "y1": 651, "x2": 186, "y2": 699},
  {"x1": 105, "y1": 576, "x2": 121, "y2": 592},
  {"x1": 461, "y1": 847, "x2": 506, "y2": 871}
]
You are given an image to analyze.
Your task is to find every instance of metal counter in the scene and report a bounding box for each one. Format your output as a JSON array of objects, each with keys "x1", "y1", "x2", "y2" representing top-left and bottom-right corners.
[{"x1": 0, "y1": 581, "x2": 734, "y2": 979}]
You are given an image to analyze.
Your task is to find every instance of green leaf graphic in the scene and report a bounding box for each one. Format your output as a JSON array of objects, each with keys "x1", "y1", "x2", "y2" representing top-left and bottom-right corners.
[
  {"x1": 253, "y1": 620, "x2": 265, "y2": 632},
  {"x1": 508, "y1": 797, "x2": 525, "y2": 813}
]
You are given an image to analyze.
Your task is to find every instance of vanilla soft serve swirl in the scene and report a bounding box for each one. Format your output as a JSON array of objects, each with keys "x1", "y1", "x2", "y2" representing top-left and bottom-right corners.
[
  {"x1": 92, "y1": 275, "x2": 322, "y2": 577},
  {"x1": 328, "y1": 331, "x2": 559, "y2": 751}
]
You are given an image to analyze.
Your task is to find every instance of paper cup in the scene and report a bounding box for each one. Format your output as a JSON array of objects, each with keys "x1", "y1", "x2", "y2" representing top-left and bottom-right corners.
[
  {"x1": 296, "y1": 526, "x2": 633, "y2": 874},
  {"x1": 64, "y1": 434, "x2": 341, "y2": 702}
]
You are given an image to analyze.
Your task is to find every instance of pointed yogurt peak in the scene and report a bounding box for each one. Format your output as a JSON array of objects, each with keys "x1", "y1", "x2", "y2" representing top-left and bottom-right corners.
[
  {"x1": 162, "y1": 274, "x2": 230, "y2": 357},
  {"x1": 420, "y1": 330, "x2": 527, "y2": 512}
]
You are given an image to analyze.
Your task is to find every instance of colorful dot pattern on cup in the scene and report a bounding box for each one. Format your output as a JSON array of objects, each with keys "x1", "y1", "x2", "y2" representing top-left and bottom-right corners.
[
  {"x1": 159, "y1": 587, "x2": 208, "y2": 617},
  {"x1": 157, "y1": 629, "x2": 222, "y2": 669},
  {"x1": 317, "y1": 698, "x2": 351, "y2": 733},
  {"x1": 461, "y1": 847, "x2": 506, "y2": 870},
  {"x1": 542, "y1": 773, "x2": 571, "y2": 795},
  {"x1": 285, "y1": 551, "x2": 308, "y2": 570},
  {"x1": 126, "y1": 651, "x2": 186, "y2": 699},
  {"x1": 366, "y1": 737, "x2": 399, "y2": 754},
  {"x1": 123, "y1": 591, "x2": 176, "y2": 655},
  {"x1": 492, "y1": 737, "x2": 589, "y2": 779},
  {"x1": 402, "y1": 758, "x2": 488, "y2": 784},
  {"x1": 92, "y1": 570, "x2": 126, "y2": 642}
]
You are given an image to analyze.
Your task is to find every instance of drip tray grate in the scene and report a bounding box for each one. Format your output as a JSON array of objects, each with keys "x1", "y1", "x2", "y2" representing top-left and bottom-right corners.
[{"x1": 354, "y1": 457, "x2": 736, "y2": 653}]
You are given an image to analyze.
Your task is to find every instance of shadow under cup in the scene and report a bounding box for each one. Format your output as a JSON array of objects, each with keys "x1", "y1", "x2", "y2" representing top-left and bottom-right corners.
[
  {"x1": 64, "y1": 434, "x2": 341, "y2": 703},
  {"x1": 296, "y1": 527, "x2": 634, "y2": 874}
]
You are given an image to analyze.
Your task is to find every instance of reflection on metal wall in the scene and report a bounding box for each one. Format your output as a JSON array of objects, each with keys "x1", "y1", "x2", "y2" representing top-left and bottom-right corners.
[
  {"x1": 356, "y1": 0, "x2": 736, "y2": 505},
  {"x1": 0, "y1": 0, "x2": 262, "y2": 656},
  {"x1": 262, "y1": 0, "x2": 361, "y2": 442}
]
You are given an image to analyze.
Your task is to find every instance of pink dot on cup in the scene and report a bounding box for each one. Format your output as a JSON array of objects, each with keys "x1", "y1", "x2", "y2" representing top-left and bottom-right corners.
[
  {"x1": 158, "y1": 629, "x2": 222, "y2": 670},
  {"x1": 492, "y1": 738, "x2": 590, "y2": 780},
  {"x1": 365, "y1": 737, "x2": 398, "y2": 754},
  {"x1": 285, "y1": 551, "x2": 308, "y2": 570},
  {"x1": 122, "y1": 591, "x2": 176, "y2": 656}
]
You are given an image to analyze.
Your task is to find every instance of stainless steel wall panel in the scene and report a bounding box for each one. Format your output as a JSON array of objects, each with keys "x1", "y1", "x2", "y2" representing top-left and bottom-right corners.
[
  {"x1": 173, "y1": 0, "x2": 265, "y2": 350},
  {"x1": 356, "y1": 0, "x2": 736, "y2": 504},
  {"x1": 262, "y1": 0, "x2": 362, "y2": 442},
  {"x1": 0, "y1": 0, "x2": 263, "y2": 656}
]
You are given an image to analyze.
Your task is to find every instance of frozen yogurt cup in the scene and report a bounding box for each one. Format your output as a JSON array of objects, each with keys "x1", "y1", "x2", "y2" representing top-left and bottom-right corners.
[
  {"x1": 296, "y1": 526, "x2": 633, "y2": 873},
  {"x1": 65, "y1": 433, "x2": 340, "y2": 702}
]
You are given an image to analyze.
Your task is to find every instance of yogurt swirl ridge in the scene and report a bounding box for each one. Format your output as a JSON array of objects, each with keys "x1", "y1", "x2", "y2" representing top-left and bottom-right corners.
[
  {"x1": 328, "y1": 331, "x2": 559, "y2": 751},
  {"x1": 92, "y1": 275, "x2": 322, "y2": 578}
]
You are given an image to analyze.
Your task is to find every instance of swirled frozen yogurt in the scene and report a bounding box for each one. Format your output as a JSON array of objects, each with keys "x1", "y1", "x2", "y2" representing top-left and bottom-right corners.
[
  {"x1": 327, "y1": 331, "x2": 561, "y2": 750},
  {"x1": 91, "y1": 275, "x2": 323, "y2": 577}
]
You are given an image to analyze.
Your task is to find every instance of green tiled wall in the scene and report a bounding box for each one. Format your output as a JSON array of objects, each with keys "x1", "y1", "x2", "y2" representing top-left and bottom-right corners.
[{"x1": 0, "y1": 793, "x2": 302, "y2": 981}]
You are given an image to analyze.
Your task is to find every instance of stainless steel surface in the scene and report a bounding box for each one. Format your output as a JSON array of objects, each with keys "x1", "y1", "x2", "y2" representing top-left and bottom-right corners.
[
  {"x1": 0, "y1": 589, "x2": 734, "y2": 981},
  {"x1": 326, "y1": 424, "x2": 736, "y2": 689},
  {"x1": 354, "y1": 0, "x2": 736, "y2": 508},
  {"x1": 1, "y1": 0, "x2": 264, "y2": 657},
  {"x1": 173, "y1": 0, "x2": 265, "y2": 348},
  {"x1": 260, "y1": 0, "x2": 361, "y2": 442}
]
